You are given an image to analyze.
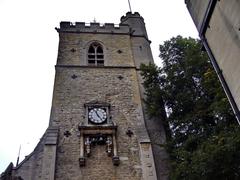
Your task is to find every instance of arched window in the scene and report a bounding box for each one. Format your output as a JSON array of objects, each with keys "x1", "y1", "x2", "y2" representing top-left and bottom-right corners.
[{"x1": 88, "y1": 43, "x2": 104, "y2": 66}]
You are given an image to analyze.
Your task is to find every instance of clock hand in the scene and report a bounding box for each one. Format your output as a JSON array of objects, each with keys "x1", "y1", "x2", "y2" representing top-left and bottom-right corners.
[{"x1": 95, "y1": 110, "x2": 102, "y2": 120}]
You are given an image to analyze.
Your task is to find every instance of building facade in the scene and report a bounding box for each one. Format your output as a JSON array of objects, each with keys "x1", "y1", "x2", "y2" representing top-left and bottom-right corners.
[
  {"x1": 1, "y1": 12, "x2": 169, "y2": 180},
  {"x1": 185, "y1": 0, "x2": 240, "y2": 123}
]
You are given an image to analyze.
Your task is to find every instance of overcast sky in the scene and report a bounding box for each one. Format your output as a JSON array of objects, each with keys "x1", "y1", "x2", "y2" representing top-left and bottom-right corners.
[{"x1": 0, "y1": 0, "x2": 198, "y2": 173}]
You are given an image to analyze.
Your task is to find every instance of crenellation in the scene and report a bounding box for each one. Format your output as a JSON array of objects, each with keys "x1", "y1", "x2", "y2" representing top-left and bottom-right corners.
[
  {"x1": 60, "y1": 21, "x2": 71, "y2": 28},
  {"x1": 90, "y1": 22, "x2": 100, "y2": 28},
  {"x1": 57, "y1": 21, "x2": 130, "y2": 34},
  {"x1": 120, "y1": 12, "x2": 144, "y2": 23},
  {"x1": 104, "y1": 23, "x2": 115, "y2": 29},
  {"x1": 75, "y1": 22, "x2": 85, "y2": 29}
]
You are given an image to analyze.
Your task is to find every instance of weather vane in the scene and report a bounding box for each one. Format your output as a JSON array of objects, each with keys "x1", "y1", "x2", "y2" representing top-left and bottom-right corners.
[{"x1": 128, "y1": 0, "x2": 132, "y2": 13}]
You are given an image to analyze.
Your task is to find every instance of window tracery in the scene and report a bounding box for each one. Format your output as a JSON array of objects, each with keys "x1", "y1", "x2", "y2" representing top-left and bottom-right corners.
[{"x1": 87, "y1": 43, "x2": 104, "y2": 66}]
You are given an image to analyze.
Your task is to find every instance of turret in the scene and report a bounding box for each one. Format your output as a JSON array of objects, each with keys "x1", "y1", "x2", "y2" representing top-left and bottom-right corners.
[
  {"x1": 120, "y1": 12, "x2": 149, "y2": 40},
  {"x1": 120, "y1": 12, "x2": 153, "y2": 67}
]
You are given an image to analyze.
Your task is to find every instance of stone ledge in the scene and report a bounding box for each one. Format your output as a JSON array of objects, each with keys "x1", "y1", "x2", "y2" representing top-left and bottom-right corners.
[{"x1": 55, "y1": 65, "x2": 137, "y2": 69}]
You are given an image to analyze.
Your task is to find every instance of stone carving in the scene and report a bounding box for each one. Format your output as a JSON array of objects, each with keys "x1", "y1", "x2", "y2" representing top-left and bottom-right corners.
[
  {"x1": 78, "y1": 125, "x2": 119, "y2": 166},
  {"x1": 106, "y1": 137, "x2": 113, "y2": 156}
]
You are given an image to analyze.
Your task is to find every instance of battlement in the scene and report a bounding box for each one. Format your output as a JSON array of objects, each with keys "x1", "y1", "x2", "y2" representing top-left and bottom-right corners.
[
  {"x1": 56, "y1": 21, "x2": 130, "y2": 34},
  {"x1": 120, "y1": 12, "x2": 144, "y2": 24},
  {"x1": 55, "y1": 12, "x2": 148, "y2": 39}
]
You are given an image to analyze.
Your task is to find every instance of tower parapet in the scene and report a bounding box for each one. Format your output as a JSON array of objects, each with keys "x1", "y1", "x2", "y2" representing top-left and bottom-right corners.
[{"x1": 56, "y1": 22, "x2": 130, "y2": 34}]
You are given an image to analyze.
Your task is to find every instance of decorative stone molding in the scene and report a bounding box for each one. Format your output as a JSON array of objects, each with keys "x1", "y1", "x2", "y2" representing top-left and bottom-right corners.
[{"x1": 78, "y1": 124, "x2": 119, "y2": 166}]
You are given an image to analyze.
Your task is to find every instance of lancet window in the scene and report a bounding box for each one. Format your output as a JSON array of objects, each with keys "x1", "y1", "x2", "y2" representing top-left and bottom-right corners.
[{"x1": 87, "y1": 43, "x2": 104, "y2": 66}]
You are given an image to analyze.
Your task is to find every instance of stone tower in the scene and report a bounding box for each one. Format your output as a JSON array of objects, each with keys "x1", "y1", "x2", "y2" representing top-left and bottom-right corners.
[{"x1": 1, "y1": 12, "x2": 168, "y2": 180}]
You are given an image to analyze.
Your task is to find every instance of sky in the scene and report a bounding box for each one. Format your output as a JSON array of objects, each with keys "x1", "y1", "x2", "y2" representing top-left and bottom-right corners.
[{"x1": 0, "y1": 0, "x2": 198, "y2": 173}]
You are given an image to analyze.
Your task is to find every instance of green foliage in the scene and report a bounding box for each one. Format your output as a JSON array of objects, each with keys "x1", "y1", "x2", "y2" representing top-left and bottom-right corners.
[
  {"x1": 140, "y1": 63, "x2": 163, "y2": 118},
  {"x1": 140, "y1": 36, "x2": 240, "y2": 179},
  {"x1": 171, "y1": 126, "x2": 240, "y2": 180}
]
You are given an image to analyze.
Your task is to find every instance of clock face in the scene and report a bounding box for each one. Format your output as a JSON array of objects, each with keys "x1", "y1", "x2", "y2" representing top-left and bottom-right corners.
[{"x1": 88, "y1": 108, "x2": 107, "y2": 124}]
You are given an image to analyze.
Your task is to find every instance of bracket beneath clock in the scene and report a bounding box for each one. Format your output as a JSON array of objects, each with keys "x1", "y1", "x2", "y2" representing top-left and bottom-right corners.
[{"x1": 78, "y1": 124, "x2": 119, "y2": 166}]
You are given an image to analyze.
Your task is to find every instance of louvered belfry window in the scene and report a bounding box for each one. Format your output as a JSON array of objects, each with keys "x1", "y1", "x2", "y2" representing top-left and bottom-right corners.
[{"x1": 88, "y1": 43, "x2": 104, "y2": 66}]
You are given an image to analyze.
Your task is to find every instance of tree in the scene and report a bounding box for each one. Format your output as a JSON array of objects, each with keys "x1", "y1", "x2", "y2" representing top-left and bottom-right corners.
[{"x1": 140, "y1": 36, "x2": 240, "y2": 180}]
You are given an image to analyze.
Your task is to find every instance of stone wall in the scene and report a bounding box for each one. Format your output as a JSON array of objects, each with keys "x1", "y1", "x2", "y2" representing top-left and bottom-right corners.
[
  {"x1": 56, "y1": 33, "x2": 134, "y2": 67},
  {"x1": 0, "y1": 128, "x2": 58, "y2": 180},
  {"x1": 185, "y1": 0, "x2": 210, "y2": 31},
  {"x1": 50, "y1": 66, "x2": 155, "y2": 180},
  {"x1": 11, "y1": 134, "x2": 45, "y2": 179},
  {"x1": 205, "y1": 0, "x2": 240, "y2": 112},
  {"x1": 186, "y1": 0, "x2": 240, "y2": 116}
]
